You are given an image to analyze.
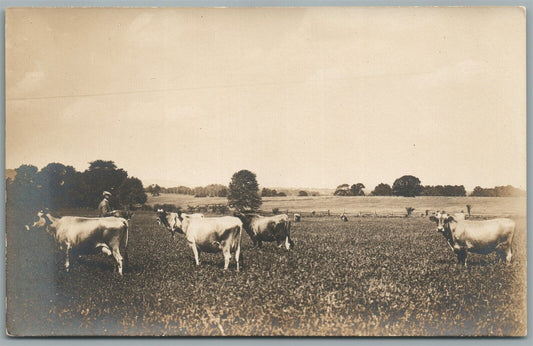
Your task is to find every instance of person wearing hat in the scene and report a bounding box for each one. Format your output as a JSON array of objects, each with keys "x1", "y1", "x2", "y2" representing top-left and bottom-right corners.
[{"x1": 98, "y1": 191, "x2": 114, "y2": 217}]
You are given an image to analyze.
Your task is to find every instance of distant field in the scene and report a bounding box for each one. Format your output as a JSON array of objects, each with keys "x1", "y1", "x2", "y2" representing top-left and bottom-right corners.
[{"x1": 148, "y1": 194, "x2": 526, "y2": 217}]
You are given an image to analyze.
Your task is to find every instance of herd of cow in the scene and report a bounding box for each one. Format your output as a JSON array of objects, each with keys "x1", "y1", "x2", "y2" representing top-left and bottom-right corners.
[{"x1": 24, "y1": 208, "x2": 515, "y2": 276}]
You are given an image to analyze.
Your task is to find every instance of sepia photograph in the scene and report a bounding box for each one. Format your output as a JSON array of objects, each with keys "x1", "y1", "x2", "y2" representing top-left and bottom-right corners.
[{"x1": 4, "y1": 6, "x2": 527, "y2": 336}]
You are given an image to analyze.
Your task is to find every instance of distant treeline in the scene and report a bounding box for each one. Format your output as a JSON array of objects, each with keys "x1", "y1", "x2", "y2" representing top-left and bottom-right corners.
[
  {"x1": 337, "y1": 175, "x2": 525, "y2": 197},
  {"x1": 147, "y1": 185, "x2": 319, "y2": 198},
  {"x1": 6, "y1": 160, "x2": 147, "y2": 211},
  {"x1": 146, "y1": 184, "x2": 228, "y2": 198},
  {"x1": 470, "y1": 185, "x2": 526, "y2": 197}
]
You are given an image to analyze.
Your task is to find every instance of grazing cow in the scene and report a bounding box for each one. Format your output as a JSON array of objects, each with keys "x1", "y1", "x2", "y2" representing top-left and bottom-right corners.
[
  {"x1": 156, "y1": 209, "x2": 203, "y2": 240},
  {"x1": 294, "y1": 213, "x2": 301, "y2": 222},
  {"x1": 340, "y1": 213, "x2": 348, "y2": 222},
  {"x1": 176, "y1": 215, "x2": 242, "y2": 271},
  {"x1": 25, "y1": 210, "x2": 129, "y2": 275},
  {"x1": 429, "y1": 211, "x2": 515, "y2": 266},
  {"x1": 234, "y1": 212, "x2": 294, "y2": 250}
]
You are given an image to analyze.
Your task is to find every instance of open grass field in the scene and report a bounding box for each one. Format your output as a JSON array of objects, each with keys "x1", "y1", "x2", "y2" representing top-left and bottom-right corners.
[
  {"x1": 6, "y1": 196, "x2": 526, "y2": 336},
  {"x1": 148, "y1": 194, "x2": 526, "y2": 217}
]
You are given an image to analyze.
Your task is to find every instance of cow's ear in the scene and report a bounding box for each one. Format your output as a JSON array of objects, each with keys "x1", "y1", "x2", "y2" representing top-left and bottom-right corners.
[
  {"x1": 446, "y1": 216, "x2": 455, "y2": 223},
  {"x1": 429, "y1": 216, "x2": 438, "y2": 223}
]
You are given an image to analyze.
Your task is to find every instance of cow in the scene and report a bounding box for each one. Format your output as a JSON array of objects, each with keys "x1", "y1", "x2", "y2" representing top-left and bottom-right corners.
[
  {"x1": 156, "y1": 209, "x2": 204, "y2": 240},
  {"x1": 429, "y1": 211, "x2": 515, "y2": 266},
  {"x1": 234, "y1": 212, "x2": 294, "y2": 250},
  {"x1": 174, "y1": 214, "x2": 242, "y2": 271},
  {"x1": 340, "y1": 213, "x2": 348, "y2": 222},
  {"x1": 25, "y1": 210, "x2": 129, "y2": 275}
]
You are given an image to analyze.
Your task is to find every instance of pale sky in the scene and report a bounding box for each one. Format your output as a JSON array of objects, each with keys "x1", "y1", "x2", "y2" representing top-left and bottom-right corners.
[{"x1": 5, "y1": 7, "x2": 526, "y2": 191}]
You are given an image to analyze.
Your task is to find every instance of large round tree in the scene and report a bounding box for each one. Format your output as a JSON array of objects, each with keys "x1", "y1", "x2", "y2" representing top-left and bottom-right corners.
[
  {"x1": 228, "y1": 169, "x2": 262, "y2": 211},
  {"x1": 392, "y1": 175, "x2": 423, "y2": 197},
  {"x1": 117, "y1": 177, "x2": 147, "y2": 208},
  {"x1": 371, "y1": 183, "x2": 393, "y2": 196}
]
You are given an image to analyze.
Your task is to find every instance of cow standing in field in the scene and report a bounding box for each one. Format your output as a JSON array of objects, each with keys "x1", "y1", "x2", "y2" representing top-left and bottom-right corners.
[
  {"x1": 156, "y1": 209, "x2": 204, "y2": 240},
  {"x1": 25, "y1": 210, "x2": 129, "y2": 275},
  {"x1": 170, "y1": 212, "x2": 242, "y2": 271},
  {"x1": 234, "y1": 212, "x2": 294, "y2": 250},
  {"x1": 429, "y1": 211, "x2": 515, "y2": 266}
]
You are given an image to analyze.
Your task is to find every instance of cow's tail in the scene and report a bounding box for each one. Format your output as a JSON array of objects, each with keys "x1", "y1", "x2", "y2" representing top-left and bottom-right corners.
[
  {"x1": 508, "y1": 219, "x2": 516, "y2": 260},
  {"x1": 234, "y1": 224, "x2": 243, "y2": 270},
  {"x1": 120, "y1": 219, "x2": 129, "y2": 270},
  {"x1": 286, "y1": 220, "x2": 294, "y2": 249}
]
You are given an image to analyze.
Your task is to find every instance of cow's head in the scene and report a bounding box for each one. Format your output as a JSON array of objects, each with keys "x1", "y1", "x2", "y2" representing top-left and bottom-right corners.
[
  {"x1": 429, "y1": 211, "x2": 455, "y2": 233},
  {"x1": 25, "y1": 210, "x2": 51, "y2": 231},
  {"x1": 156, "y1": 209, "x2": 168, "y2": 227}
]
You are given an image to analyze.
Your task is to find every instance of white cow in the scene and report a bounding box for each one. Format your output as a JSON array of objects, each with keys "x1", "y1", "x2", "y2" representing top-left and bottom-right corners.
[
  {"x1": 429, "y1": 211, "x2": 515, "y2": 266},
  {"x1": 176, "y1": 214, "x2": 242, "y2": 271},
  {"x1": 26, "y1": 210, "x2": 129, "y2": 275}
]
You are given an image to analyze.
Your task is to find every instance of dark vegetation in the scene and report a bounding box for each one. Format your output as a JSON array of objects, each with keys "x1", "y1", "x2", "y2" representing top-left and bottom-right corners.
[
  {"x1": 334, "y1": 183, "x2": 365, "y2": 196},
  {"x1": 6, "y1": 160, "x2": 147, "y2": 211},
  {"x1": 227, "y1": 170, "x2": 262, "y2": 211},
  {"x1": 6, "y1": 207, "x2": 526, "y2": 336}
]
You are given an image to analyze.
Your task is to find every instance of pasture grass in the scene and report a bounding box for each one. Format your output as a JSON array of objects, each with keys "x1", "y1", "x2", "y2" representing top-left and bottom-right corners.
[{"x1": 6, "y1": 202, "x2": 526, "y2": 336}]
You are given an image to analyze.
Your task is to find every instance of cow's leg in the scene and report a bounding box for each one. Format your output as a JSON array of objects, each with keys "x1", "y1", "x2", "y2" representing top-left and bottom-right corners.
[
  {"x1": 501, "y1": 244, "x2": 513, "y2": 264},
  {"x1": 223, "y1": 249, "x2": 231, "y2": 270},
  {"x1": 284, "y1": 236, "x2": 291, "y2": 250},
  {"x1": 191, "y1": 243, "x2": 200, "y2": 266},
  {"x1": 111, "y1": 248, "x2": 124, "y2": 275},
  {"x1": 65, "y1": 244, "x2": 71, "y2": 272},
  {"x1": 257, "y1": 240, "x2": 262, "y2": 248},
  {"x1": 235, "y1": 245, "x2": 241, "y2": 272},
  {"x1": 456, "y1": 249, "x2": 467, "y2": 267},
  {"x1": 506, "y1": 247, "x2": 513, "y2": 264}
]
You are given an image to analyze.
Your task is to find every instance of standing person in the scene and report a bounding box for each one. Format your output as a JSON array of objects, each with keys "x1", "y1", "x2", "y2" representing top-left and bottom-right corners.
[{"x1": 98, "y1": 191, "x2": 114, "y2": 217}]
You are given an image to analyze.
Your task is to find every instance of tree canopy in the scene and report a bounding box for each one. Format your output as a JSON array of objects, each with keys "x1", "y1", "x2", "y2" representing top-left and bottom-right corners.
[
  {"x1": 371, "y1": 183, "x2": 393, "y2": 196},
  {"x1": 6, "y1": 160, "x2": 147, "y2": 210},
  {"x1": 392, "y1": 175, "x2": 422, "y2": 197},
  {"x1": 227, "y1": 169, "x2": 262, "y2": 211}
]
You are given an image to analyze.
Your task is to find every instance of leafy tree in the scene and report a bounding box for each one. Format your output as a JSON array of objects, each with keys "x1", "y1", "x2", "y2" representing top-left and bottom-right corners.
[
  {"x1": 228, "y1": 169, "x2": 262, "y2": 211},
  {"x1": 262, "y1": 188, "x2": 278, "y2": 197},
  {"x1": 392, "y1": 175, "x2": 422, "y2": 197},
  {"x1": 298, "y1": 190, "x2": 309, "y2": 197},
  {"x1": 350, "y1": 183, "x2": 365, "y2": 196},
  {"x1": 117, "y1": 177, "x2": 147, "y2": 208},
  {"x1": 147, "y1": 184, "x2": 161, "y2": 196},
  {"x1": 334, "y1": 184, "x2": 351, "y2": 196},
  {"x1": 36, "y1": 163, "x2": 79, "y2": 208},
  {"x1": 6, "y1": 164, "x2": 41, "y2": 209},
  {"x1": 371, "y1": 183, "x2": 393, "y2": 196},
  {"x1": 82, "y1": 160, "x2": 128, "y2": 207}
]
